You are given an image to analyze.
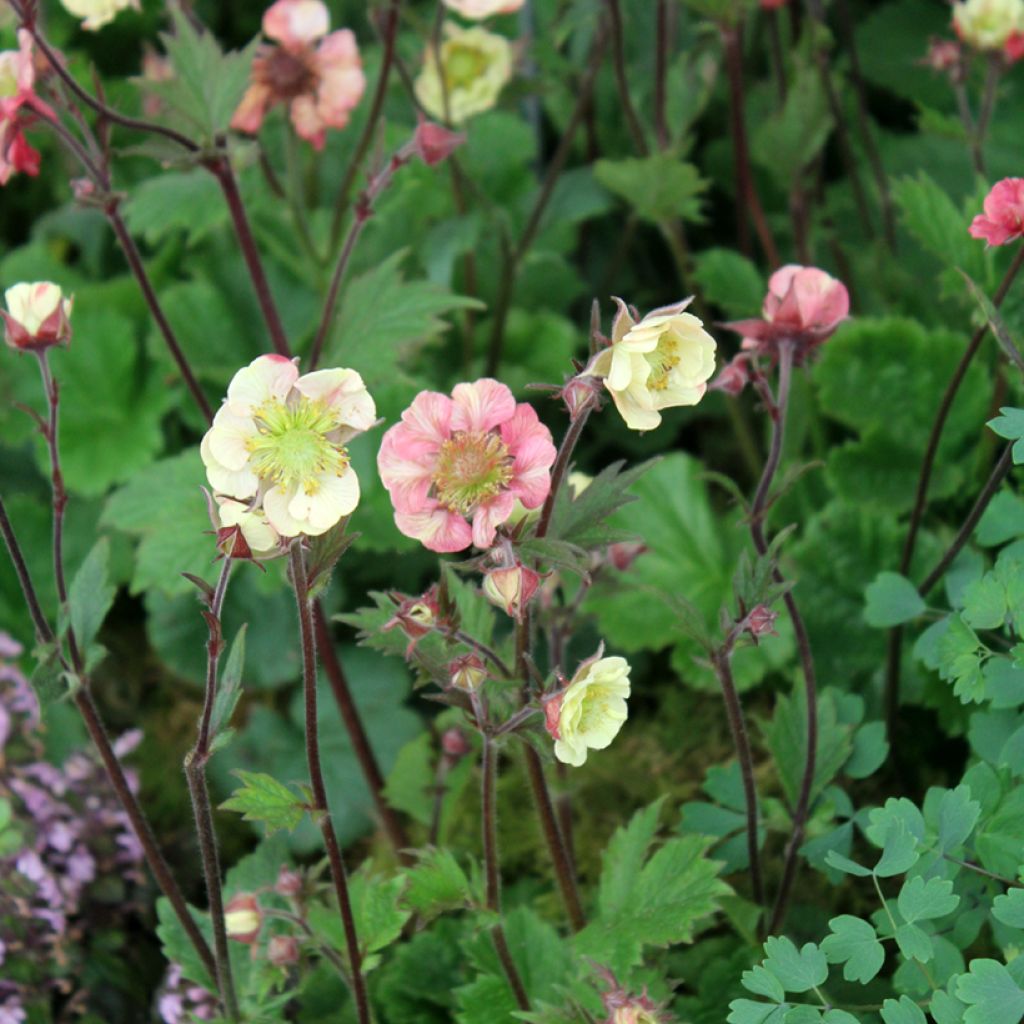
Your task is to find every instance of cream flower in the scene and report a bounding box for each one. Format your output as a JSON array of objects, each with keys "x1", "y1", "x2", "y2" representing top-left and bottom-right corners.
[
  {"x1": 953, "y1": 0, "x2": 1024, "y2": 50},
  {"x1": 215, "y1": 497, "x2": 282, "y2": 560},
  {"x1": 544, "y1": 652, "x2": 631, "y2": 767},
  {"x1": 442, "y1": 0, "x2": 524, "y2": 18},
  {"x1": 60, "y1": 0, "x2": 140, "y2": 31},
  {"x1": 414, "y1": 24, "x2": 512, "y2": 124},
  {"x1": 2, "y1": 282, "x2": 73, "y2": 351},
  {"x1": 201, "y1": 355, "x2": 375, "y2": 538},
  {"x1": 586, "y1": 298, "x2": 716, "y2": 432}
]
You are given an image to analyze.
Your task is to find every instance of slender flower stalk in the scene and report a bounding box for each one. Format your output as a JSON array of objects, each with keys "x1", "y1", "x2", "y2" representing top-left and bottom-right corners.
[
  {"x1": 885, "y1": 243, "x2": 1024, "y2": 740},
  {"x1": 184, "y1": 559, "x2": 239, "y2": 1022},
  {"x1": 606, "y1": 0, "x2": 648, "y2": 155},
  {"x1": 654, "y1": 0, "x2": 672, "y2": 148},
  {"x1": 289, "y1": 543, "x2": 370, "y2": 1024},
  {"x1": 747, "y1": 342, "x2": 819, "y2": 934}
]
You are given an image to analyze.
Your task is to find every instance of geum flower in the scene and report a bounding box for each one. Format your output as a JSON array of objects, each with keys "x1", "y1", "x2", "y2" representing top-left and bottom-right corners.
[
  {"x1": 232, "y1": 0, "x2": 366, "y2": 149},
  {"x1": 442, "y1": 0, "x2": 524, "y2": 18},
  {"x1": 952, "y1": 0, "x2": 1024, "y2": 53},
  {"x1": 544, "y1": 650, "x2": 631, "y2": 767},
  {"x1": 969, "y1": 178, "x2": 1024, "y2": 246},
  {"x1": 377, "y1": 379, "x2": 556, "y2": 553},
  {"x1": 723, "y1": 264, "x2": 849, "y2": 366},
  {"x1": 201, "y1": 354, "x2": 375, "y2": 538},
  {"x1": 585, "y1": 298, "x2": 717, "y2": 432},
  {"x1": 414, "y1": 24, "x2": 512, "y2": 124},
  {"x1": 2, "y1": 282, "x2": 72, "y2": 351},
  {"x1": 59, "y1": 0, "x2": 140, "y2": 31},
  {"x1": 0, "y1": 31, "x2": 55, "y2": 186}
]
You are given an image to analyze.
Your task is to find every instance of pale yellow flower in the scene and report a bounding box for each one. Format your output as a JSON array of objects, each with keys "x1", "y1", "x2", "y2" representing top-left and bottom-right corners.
[
  {"x1": 60, "y1": 0, "x2": 140, "y2": 31},
  {"x1": 586, "y1": 298, "x2": 716, "y2": 432},
  {"x1": 545, "y1": 652, "x2": 631, "y2": 767},
  {"x1": 442, "y1": 0, "x2": 524, "y2": 18},
  {"x1": 953, "y1": 0, "x2": 1024, "y2": 50},
  {"x1": 414, "y1": 24, "x2": 512, "y2": 124},
  {"x1": 2, "y1": 282, "x2": 73, "y2": 351}
]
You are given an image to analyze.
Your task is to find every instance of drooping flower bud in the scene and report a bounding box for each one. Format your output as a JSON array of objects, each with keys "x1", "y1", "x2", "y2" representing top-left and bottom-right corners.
[
  {"x1": 413, "y1": 117, "x2": 465, "y2": 166},
  {"x1": 606, "y1": 541, "x2": 646, "y2": 572},
  {"x1": 441, "y1": 727, "x2": 472, "y2": 759},
  {"x1": 482, "y1": 563, "x2": 543, "y2": 620},
  {"x1": 383, "y1": 585, "x2": 442, "y2": 656},
  {"x1": 267, "y1": 934, "x2": 301, "y2": 966},
  {"x1": 2, "y1": 282, "x2": 72, "y2": 352},
  {"x1": 560, "y1": 373, "x2": 603, "y2": 421},
  {"x1": 448, "y1": 653, "x2": 487, "y2": 692},
  {"x1": 224, "y1": 893, "x2": 262, "y2": 944},
  {"x1": 745, "y1": 604, "x2": 779, "y2": 642},
  {"x1": 274, "y1": 865, "x2": 303, "y2": 898},
  {"x1": 710, "y1": 354, "x2": 750, "y2": 397}
]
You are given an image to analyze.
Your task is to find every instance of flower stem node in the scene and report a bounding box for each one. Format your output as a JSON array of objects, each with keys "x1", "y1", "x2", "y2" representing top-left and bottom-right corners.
[
  {"x1": 224, "y1": 893, "x2": 262, "y2": 944},
  {"x1": 585, "y1": 297, "x2": 717, "y2": 431},
  {"x1": 448, "y1": 653, "x2": 488, "y2": 692},
  {"x1": 544, "y1": 649, "x2": 631, "y2": 767},
  {"x1": 482, "y1": 562, "x2": 544, "y2": 620},
  {"x1": 2, "y1": 282, "x2": 72, "y2": 352}
]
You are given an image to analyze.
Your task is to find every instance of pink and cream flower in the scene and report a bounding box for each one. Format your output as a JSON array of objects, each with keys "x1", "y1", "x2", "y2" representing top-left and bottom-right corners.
[
  {"x1": 2, "y1": 282, "x2": 73, "y2": 351},
  {"x1": 0, "y1": 30, "x2": 53, "y2": 186},
  {"x1": 201, "y1": 355, "x2": 375, "y2": 538},
  {"x1": 231, "y1": 0, "x2": 366, "y2": 149},
  {"x1": 377, "y1": 379, "x2": 556, "y2": 553},
  {"x1": 969, "y1": 177, "x2": 1024, "y2": 246}
]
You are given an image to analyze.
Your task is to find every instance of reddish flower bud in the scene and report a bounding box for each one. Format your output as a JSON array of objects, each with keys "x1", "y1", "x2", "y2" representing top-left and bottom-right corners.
[
  {"x1": 413, "y1": 117, "x2": 465, "y2": 166},
  {"x1": 606, "y1": 541, "x2": 646, "y2": 572},
  {"x1": 383, "y1": 585, "x2": 442, "y2": 656},
  {"x1": 542, "y1": 689, "x2": 564, "y2": 741},
  {"x1": 441, "y1": 727, "x2": 472, "y2": 759},
  {"x1": 561, "y1": 373, "x2": 603, "y2": 420},
  {"x1": 482, "y1": 563, "x2": 543, "y2": 620},
  {"x1": 711, "y1": 355, "x2": 750, "y2": 397},
  {"x1": 746, "y1": 604, "x2": 779, "y2": 641},
  {"x1": 267, "y1": 934, "x2": 300, "y2": 966},
  {"x1": 224, "y1": 893, "x2": 262, "y2": 944},
  {"x1": 923, "y1": 36, "x2": 963, "y2": 73},
  {"x1": 2, "y1": 282, "x2": 72, "y2": 352},
  {"x1": 274, "y1": 865, "x2": 303, "y2": 898},
  {"x1": 449, "y1": 653, "x2": 487, "y2": 692}
]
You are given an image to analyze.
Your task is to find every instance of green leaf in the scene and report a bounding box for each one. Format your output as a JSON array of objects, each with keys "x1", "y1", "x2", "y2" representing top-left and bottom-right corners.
[
  {"x1": 742, "y1": 965, "x2": 786, "y2": 1001},
  {"x1": 219, "y1": 770, "x2": 306, "y2": 836},
  {"x1": 593, "y1": 152, "x2": 707, "y2": 223},
  {"x1": 963, "y1": 273, "x2": 1024, "y2": 386},
  {"x1": 874, "y1": 819, "x2": 920, "y2": 877},
  {"x1": 824, "y1": 851, "x2": 873, "y2": 877},
  {"x1": 102, "y1": 449, "x2": 212, "y2": 597},
  {"x1": 692, "y1": 248, "x2": 765, "y2": 318},
  {"x1": 209, "y1": 624, "x2": 246, "y2": 750},
  {"x1": 728, "y1": 1000, "x2": 787, "y2": 1024},
  {"x1": 155, "y1": 897, "x2": 213, "y2": 991},
  {"x1": 401, "y1": 848, "x2": 475, "y2": 921},
  {"x1": 864, "y1": 572, "x2": 925, "y2": 627},
  {"x1": 880, "y1": 995, "x2": 928, "y2": 1024},
  {"x1": 67, "y1": 538, "x2": 115, "y2": 653},
  {"x1": 845, "y1": 721, "x2": 890, "y2": 779},
  {"x1": 988, "y1": 408, "x2": 1024, "y2": 466},
  {"x1": 898, "y1": 877, "x2": 960, "y2": 923},
  {"x1": 992, "y1": 890, "x2": 1024, "y2": 929},
  {"x1": 761, "y1": 937, "x2": 828, "y2": 994},
  {"x1": 962, "y1": 574, "x2": 1008, "y2": 630},
  {"x1": 821, "y1": 915, "x2": 885, "y2": 983},
  {"x1": 895, "y1": 923, "x2": 934, "y2": 963},
  {"x1": 123, "y1": 171, "x2": 228, "y2": 247},
  {"x1": 937, "y1": 618, "x2": 985, "y2": 705},
  {"x1": 956, "y1": 960, "x2": 1024, "y2": 1024}
]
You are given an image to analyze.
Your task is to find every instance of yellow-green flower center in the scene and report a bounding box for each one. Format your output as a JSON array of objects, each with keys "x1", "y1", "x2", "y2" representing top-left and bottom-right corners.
[
  {"x1": 247, "y1": 398, "x2": 347, "y2": 493},
  {"x1": 444, "y1": 43, "x2": 489, "y2": 91},
  {"x1": 433, "y1": 429, "x2": 512, "y2": 515},
  {"x1": 645, "y1": 333, "x2": 681, "y2": 392}
]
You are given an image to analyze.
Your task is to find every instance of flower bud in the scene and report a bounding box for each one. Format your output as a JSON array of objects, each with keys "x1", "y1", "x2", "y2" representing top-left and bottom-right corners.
[
  {"x1": 382, "y1": 586, "x2": 441, "y2": 656},
  {"x1": 711, "y1": 355, "x2": 750, "y2": 397},
  {"x1": 482, "y1": 563, "x2": 543, "y2": 620},
  {"x1": 274, "y1": 865, "x2": 303, "y2": 898},
  {"x1": 2, "y1": 282, "x2": 72, "y2": 352},
  {"x1": 560, "y1": 373, "x2": 602, "y2": 420},
  {"x1": 449, "y1": 653, "x2": 487, "y2": 692},
  {"x1": 224, "y1": 893, "x2": 262, "y2": 944},
  {"x1": 413, "y1": 117, "x2": 465, "y2": 166},
  {"x1": 606, "y1": 541, "x2": 646, "y2": 572},
  {"x1": 267, "y1": 934, "x2": 300, "y2": 967},
  {"x1": 745, "y1": 604, "x2": 779, "y2": 642},
  {"x1": 441, "y1": 727, "x2": 472, "y2": 759}
]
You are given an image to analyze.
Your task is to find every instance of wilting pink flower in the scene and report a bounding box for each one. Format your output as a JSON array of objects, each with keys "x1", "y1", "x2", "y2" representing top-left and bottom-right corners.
[
  {"x1": 267, "y1": 935, "x2": 300, "y2": 966},
  {"x1": 969, "y1": 178, "x2": 1024, "y2": 246},
  {"x1": 0, "y1": 31, "x2": 53, "y2": 186},
  {"x1": 923, "y1": 36, "x2": 964, "y2": 73},
  {"x1": 232, "y1": 0, "x2": 366, "y2": 149},
  {"x1": 710, "y1": 354, "x2": 751, "y2": 396},
  {"x1": 725, "y1": 265, "x2": 849, "y2": 360},
  {"x1": 377, "y1": 379, "x2": 556, "y2": 553},
  {"x1": 274, "y1": 865, "x2": 303, "y2": 898},
  {"x1": 745, "y1": 604, "x2": 779, "y2": 641}
]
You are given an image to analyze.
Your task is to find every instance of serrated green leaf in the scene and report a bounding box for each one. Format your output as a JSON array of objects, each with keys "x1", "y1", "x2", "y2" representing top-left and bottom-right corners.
[
  {"x1": 728, "y1": 1000, "x2": 787, "y2": 1024},
  {"x1": 864, "y1": 572, "x2": 926, "y2": 627},
  {"x1": 821, "y1": 915, "x2": 885, "y2": 983},
  {"x1": 594, "y1": 153, "x2": 707, "y2": 223},
  {"x1": 401, "y1": 848, "x2": 474, "y2": 921},
  {"x1": 219, "y1": 770, "x2": 306, "y2": 835},
  {"x1": 898, "y1": 876, "x2": 960, "y2": 924},
  {"x1": 962, "y1": 574, "x2": 1008, "y2": 630},
  {"x1": 937, "y1": 784, "x2": 982, "y2": 853},
  {"x1": 692, "y1": 248, "x2": 765, "y2": 318},
  {"x1": 761, "y1": 937, "x2": 828, "y2": 994},
  {"x1": 68, "y1": 538, "x2": 115, "y2": 653},
  {"x1": 742, "y1": 964, "x2": 786, "y2": 1002}
]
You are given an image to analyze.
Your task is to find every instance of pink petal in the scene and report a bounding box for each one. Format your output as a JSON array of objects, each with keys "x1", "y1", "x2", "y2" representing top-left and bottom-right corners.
[
  {"x1": 231, "y1": 82, "x2": 272, "y2": 135},
  {"x1": 450, "y1": 379, "x2": 516, "y2": 434},
  {"x1": 400, "y1": 390, "x2": 454, "y2": 447},
  {"x1": 377, "y1": 424, "x2": 436, "y2": 514},
  {"x1": 471, "y1": 492, "x2": 516, "y2": 548},
  {"x1": 501, "y1": 404, "x2": 556, "y2": 509},
  {"x1": 263, "y1": 0, "x2": 329, "y2": 51},
  {"x1": 395, "y1": 506, "x2": 473, "y2": 553}
]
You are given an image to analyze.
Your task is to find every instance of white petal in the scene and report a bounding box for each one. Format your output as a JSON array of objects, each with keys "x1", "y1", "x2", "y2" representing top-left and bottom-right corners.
[
  {"x1": 263, "y1": 483, "x2": 306, "y2": 538},
  {"x1": 201, "y1": 433, "x2": 259, "y2": 499},
  {"x1": 554, "y1": 737, "x2": 587, "y2": 767},
  {"x1": 226, "y1": 355, "x2": 299, "y2": 416},
  {"x1": 287, "y1": 468, "x2": 360, "y2": 535},
  {"x1": 206, "y1": 407, "x2": 258, "y2": 471},
  {"x1": 295, "y1": 367, "x2": 376, "y2": 437}
]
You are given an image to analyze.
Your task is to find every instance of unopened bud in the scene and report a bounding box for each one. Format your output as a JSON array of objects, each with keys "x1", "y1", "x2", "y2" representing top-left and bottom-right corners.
[
  {"x1": 413, "y1": 117, "x2": 465, "y2": 166},
  {"x1": 274, "y1": 865, "x2": 303, "y2": 898},
  {"x1": 224, "y1": 893, "x2": 262, "y2": 944},
  {"x1": 2, "y1": 282, "x2": 72, "y2": 352},
  {"x1": 441, "y1": 727, "x2": 471, "y2": 759},
  {"x1": 606, "y1": 541, "x2": 646, "y2": 572},
  {"x1": 711, "y1": 355, "x2": 750, "y2": 397},
  {"x1": 383, "y1": 586, "x2": 442, "y2": 656},
  {"x1": 482, "y1": 564, "x2": 543, "y2": 620},
  {"x1": 745, "y1": 604, "x2": 779, "y2": 641},
  {"x1": 561, "y1": 374, "x2": 602, "y2": 420},
  {"x1": 267, "y1": 934, "x2": 300, "y2": 967},
  {"x1": 449, "y1": 653, "x2": 487, "y2": 692}
]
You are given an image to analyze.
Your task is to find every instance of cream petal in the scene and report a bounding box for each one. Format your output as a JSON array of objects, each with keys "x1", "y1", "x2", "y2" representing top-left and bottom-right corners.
[
  {"x1": 295, "y1": 367, "x2": 376, "y2": 436},
  {"x1": 263, "y1": 483, "x2": 307, "y2": 538},
  {"x1": 553, "y1": 737, "x2": 588, "y2": 767},
  {"x1": 206, "y1": 407, "x2": 258, "y2": 471},
  {"x1": 287, "y1": 468, "x2": 360, "y2": 534},
  {"x1": 226, "y1": 355, "x2": 299, "y2": 416},
  {"x1": 201, "y1": 433, "x2": 259, "y2": 499}
]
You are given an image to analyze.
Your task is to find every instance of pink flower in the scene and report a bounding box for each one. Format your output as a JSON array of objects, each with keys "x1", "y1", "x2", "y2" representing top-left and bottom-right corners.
[
  {"x1": 0, "y1": 31, "x2": 52, "y2": 186},
  {"x1": 760, "y1": 0, "x2": 789, "y2": 8},
  {"x1": 377, "y1": 379, "x2": 556, "y2": 553},
  {"x1": 725, "y1": 264, "x2": 849, "y2": 358},
  {"x1": 969, "y1": 177, "x2": 1024, "y2": 246},
  {"x1": 232, "y1": 0, "x2": 366, "y2": 150},
  {"x1": 1007, "y1": 29, "x2": 1024, "y2": 59}
]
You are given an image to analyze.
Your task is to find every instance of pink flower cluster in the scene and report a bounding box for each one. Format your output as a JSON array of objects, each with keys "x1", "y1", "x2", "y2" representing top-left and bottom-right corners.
[
  {"x1": 378, "y1": 379, "x2": 556, "y2": 553},
  {"x1": 0, "y1": 31, "x2": 53, "y2": 186},
  {"x1": 969, "y1": 178, "x2": 1024, "y2": 246},
  {"x1": 232, "y1": 0, "x2": 366, "y2": 149}
]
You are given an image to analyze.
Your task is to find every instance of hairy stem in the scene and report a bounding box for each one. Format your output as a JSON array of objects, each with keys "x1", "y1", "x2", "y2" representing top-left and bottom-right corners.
[{"x1": 290, "y1": 543, "x2": 370, "y2": 1024}]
